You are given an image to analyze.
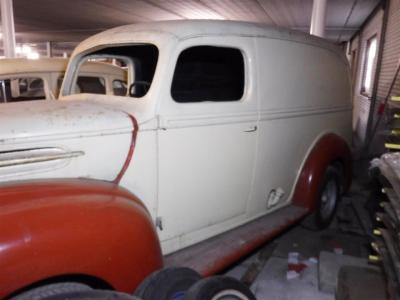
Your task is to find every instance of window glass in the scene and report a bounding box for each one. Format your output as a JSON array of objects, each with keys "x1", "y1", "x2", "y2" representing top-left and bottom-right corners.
[
  {"x1": 361, "y1": 36, "x2": 377, "y2": 96},
  {"x1": 76, "y1": 76, "x2": 106, "y2": 94},
  {"x1": 171, "y1": 46, "x2": 244, "y2": 102},
  {"x1": 0, "y1": 77, "x2": 46, "y2": 103},
  {"x1": 113, "y1": 79, "x2": 127, "y2": 96}
]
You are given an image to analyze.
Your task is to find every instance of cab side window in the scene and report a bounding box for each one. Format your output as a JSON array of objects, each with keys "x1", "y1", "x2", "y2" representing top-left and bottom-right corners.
[
  {"x1": 171, "y1": 46, "x2": 244, "y2": 103},
  {"x1": 0, "y1": 77, "x2": 46, "y2": 103},
  {"x1": 113, "y1": 79, "x2": 127, "y2": 96},
  {"x1": 76, "y1": 76, "x2": 106, "y2": 94}
]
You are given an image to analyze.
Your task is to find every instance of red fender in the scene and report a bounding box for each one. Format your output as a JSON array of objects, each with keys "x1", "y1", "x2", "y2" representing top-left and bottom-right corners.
[
  {"x1": 0, "y1": 179, "x2": 163, "y2": 298},
  {"x1": 292, "y1": 133, "x2": 352, "y2": 211}
]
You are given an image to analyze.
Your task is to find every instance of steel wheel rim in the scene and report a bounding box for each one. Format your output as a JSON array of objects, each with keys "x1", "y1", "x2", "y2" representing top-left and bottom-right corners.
[{"x1": 320, "y1": 179, "x2": 337, "y2": 220}]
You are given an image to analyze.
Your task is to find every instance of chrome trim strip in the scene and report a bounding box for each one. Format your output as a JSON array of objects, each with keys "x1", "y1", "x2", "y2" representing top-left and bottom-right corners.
[{"x1": 0, "y1": 148, "x2": 84, "y2": 168}]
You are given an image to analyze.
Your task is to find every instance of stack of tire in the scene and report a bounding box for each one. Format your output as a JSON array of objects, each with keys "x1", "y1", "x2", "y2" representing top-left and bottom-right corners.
[{"x1": 10, "y1": 267, "x2": 256, "y2": 300}]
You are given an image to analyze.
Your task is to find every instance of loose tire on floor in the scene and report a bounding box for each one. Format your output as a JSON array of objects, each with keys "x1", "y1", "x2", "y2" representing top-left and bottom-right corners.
[
  {"x1": 134, "y1": 267, "x2": 202, "y2": 300},
  {"x1": 9, "y1": 282, "x2": 92, "y2": 300},
  {"x1": 183, "y1": 276, "x2": 256, "y2": 300},
  {"x1": 301, "y1": 165, "x2": 341, "y2": 230}
]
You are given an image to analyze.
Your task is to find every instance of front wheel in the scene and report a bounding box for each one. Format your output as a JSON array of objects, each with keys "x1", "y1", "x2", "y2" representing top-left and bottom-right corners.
[
  {"x1": 134, "y1": 267, "x2": 202, "y2": 300},
  {"x1": 302, "y1": 166, "x2": 341, "y2": 230},
  {"x1": 9, "y1": 283, "x2": 92, "y2": 300}
]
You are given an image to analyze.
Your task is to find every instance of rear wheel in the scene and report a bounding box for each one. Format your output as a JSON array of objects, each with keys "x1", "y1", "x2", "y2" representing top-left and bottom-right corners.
[
  {"x1": 302, "y1": 166, "x2": 341, "y2": 230},
  {"x1": 183, "y1": 276, "x2": 256, "y2": 300},
  {"x1": 134, "y1": 267, "x2": 202, "y2": 300}
]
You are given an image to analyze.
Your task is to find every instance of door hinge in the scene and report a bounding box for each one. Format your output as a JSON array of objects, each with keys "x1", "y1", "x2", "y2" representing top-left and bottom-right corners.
[{"x1": 155, "y1": 217, "x2": 163, "y2": 231}]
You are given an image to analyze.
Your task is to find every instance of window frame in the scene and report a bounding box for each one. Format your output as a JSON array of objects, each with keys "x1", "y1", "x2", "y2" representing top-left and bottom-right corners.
[
  {"x1": 360, "y1": 34, "x2": 378, "y2": 97},
  {"x1": 0, "y1": 75, "x2": 48, "y2": 103},
  {"x1": 62, "y1": 45, "x2": 158, "y2": 98}
]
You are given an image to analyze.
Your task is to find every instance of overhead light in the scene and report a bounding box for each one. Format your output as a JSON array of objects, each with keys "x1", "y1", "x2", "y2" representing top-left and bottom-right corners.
[
  {"x1": 15, "y1": 44, "x2": 39, "y2": 59},
  {"x1": 27, "y1": 51, "x2": 39, "y2": 59},
  {"x1": 16, "y1": 44, "x2": 32, "y2": 55},
  {"x1": 22, "y1": 45, "x2": 32, "y2": 54}
]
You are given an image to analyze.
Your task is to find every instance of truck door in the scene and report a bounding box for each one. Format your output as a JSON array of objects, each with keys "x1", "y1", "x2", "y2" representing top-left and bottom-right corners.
[{"x1": 157, "y1": 37, "x2": 258, "y2": 253}]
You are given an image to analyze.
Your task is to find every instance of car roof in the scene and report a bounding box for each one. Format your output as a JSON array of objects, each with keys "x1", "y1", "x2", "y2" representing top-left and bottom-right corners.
[
  {"x1": 0, "y1": 57, "x2": 126, "y2": 77},
  {"x1": 74, "y1": 20, "x2": 343, "y2": 58},
  {"x1": 0, "y1": 58, "x2": 68, "y2": 75}
]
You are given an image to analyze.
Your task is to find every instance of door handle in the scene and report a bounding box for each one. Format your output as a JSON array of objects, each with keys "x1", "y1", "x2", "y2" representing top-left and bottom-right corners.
[{"x1": 244, "y1": 126, "x2": 257, "y2": 133}]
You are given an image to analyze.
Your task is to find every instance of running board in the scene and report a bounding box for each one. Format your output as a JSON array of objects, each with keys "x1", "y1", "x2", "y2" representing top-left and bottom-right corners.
[{"x1": 164, "y1": 204, "x2": 308, "y2": 276}]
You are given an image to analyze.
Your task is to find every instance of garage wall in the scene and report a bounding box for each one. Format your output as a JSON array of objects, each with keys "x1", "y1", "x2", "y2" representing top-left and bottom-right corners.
[
  {"x1": 377, "y1": 0, "x2": 400, "y2": 100},
  {"x1": 350, "y1": 6, "x2": 384, "y2": 148},
  {"x1": 350, "y1": 0, "x2": 400, "y2": 155}
]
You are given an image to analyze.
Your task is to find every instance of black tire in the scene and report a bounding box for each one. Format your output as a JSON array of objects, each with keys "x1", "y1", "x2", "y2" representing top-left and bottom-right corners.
[
  {"x1": 134, "y1": 267, "x2": 202, "y2": 300},
  {"x1": 10, "y1": 283, "x2": 92, "y2": 300},
  {"x1": 44, "y1": 290, "x2": 141, "y2": 300},
  {"x1": 183, "y1": 276, "x2": 256, "y2": 300},
  {"x1": 301, "y1": 166, "x2": 341, "y2": 230}
]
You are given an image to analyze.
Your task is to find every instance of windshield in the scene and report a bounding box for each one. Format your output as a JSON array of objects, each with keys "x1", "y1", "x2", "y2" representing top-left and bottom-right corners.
[{"x1": 67, "y1": 44, "x2": 158, "y2": 98}]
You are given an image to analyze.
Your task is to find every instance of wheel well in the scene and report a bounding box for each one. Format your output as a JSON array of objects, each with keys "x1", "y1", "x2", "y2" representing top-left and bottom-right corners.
[
  {"x1": 332, "y1": 159, "x2": 345, "y2": 193},
  {"x1": 6, "y1": 274, "x2": 114, "y2": 299}
]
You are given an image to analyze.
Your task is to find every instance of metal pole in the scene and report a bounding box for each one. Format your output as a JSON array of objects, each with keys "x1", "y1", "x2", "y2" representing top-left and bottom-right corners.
[
  {"x1": 46, "y1": 41, "x2": 52, "y2": 57},
  {"x1": 310, "y1": 0, "x2": 327, "y2": 38},
  {"x1": 0, "y1": 0, "x2": 16, "y2": 57}
]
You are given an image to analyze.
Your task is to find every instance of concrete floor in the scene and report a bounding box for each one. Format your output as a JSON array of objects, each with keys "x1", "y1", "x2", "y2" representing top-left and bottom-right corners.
[
  {"x1": 224, "y1": 170, "x2": 378, "y2": 300},
  {"x1": 225, "y1": 226, "x2": 370, "y2": 299}
]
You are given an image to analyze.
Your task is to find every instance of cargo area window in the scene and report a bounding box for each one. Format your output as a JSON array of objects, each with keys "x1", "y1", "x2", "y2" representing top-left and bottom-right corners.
[
  {"x1": 171, "y1": 46, "x2": 244, "y2": 103},
  {"x1": 0, "y1": 77, "x2": 46, "y2": 103}
]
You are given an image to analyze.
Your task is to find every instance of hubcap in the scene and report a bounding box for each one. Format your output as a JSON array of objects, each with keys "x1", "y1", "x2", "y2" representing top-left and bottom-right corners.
[
  {"x1": 172, "y1": 291, "x2": 185, "y2": 300},
  {"x1": 211, "y1": 290, "x2": 250, "y2": 300},
  {"x1": 320, "y1": 179, "x2": 337, "y2": 220}
]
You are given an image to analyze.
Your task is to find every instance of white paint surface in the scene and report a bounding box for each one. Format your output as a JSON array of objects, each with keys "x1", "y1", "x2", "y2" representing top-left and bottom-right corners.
[{"x1": 1, "y1": 21, "x2": 352, "y2": 255}]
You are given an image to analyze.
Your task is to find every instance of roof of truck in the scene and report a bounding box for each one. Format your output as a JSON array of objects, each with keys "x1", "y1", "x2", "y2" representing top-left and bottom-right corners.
[
  {"x1": 0, "y1": 57, "x2": 126, "y2": 77},
  {"x1": 74, "y1": 20, "x2": 343, "y2": 57}
]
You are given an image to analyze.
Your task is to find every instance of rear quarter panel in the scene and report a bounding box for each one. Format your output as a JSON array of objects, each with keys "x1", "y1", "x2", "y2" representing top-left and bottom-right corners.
[{"x1": 247, "y1": 37, "x2": 351, "y2": 217}]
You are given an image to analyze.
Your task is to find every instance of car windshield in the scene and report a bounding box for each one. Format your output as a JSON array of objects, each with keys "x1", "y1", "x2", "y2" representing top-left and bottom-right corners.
[{"x1": 69, "y1": 44, "x2": 158, "y2": 98}]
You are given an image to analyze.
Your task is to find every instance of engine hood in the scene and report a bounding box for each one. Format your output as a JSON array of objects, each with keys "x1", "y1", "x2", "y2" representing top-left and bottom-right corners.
[
  {"x1": 0, "y1": 99, "x2": 137, "y2": 184},
  {"x1": 0, "y1": 100, "x2": 133, "y2": 144}
]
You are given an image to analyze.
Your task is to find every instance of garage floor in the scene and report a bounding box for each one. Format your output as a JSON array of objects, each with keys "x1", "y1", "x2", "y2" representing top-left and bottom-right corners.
[{"x1": 224, "y1": 161, "x2": 387, "y2": 299}]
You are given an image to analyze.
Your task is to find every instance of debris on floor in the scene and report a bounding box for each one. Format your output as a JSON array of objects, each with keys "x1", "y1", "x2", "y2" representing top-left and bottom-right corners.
[
  {"x1": 224, "y1": 176, "x2": 382, "y2": 299},
  {"x1": 318, "y1": 251, "x2": 379, "y2": 294},
  {"x1": 251, "y1": 256, "x2": 333, "y2": 300},
  {"x1": 336, "y1": 266, "x2": 386, "y2": 300}
]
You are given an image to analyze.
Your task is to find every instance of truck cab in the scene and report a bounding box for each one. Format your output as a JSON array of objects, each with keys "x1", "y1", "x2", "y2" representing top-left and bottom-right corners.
[{"x1": 0, "y1": 20, "x2": 352, "y2": 298}]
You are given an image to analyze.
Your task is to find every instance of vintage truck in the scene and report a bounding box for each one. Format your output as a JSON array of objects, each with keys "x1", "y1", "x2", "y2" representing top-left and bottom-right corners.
[
  {"x1": 0, "y1": 20, "x2": 352, "y2": 299},
  {"x1": 0, "y1": 58, "x2": 127, "y2": 103}
]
